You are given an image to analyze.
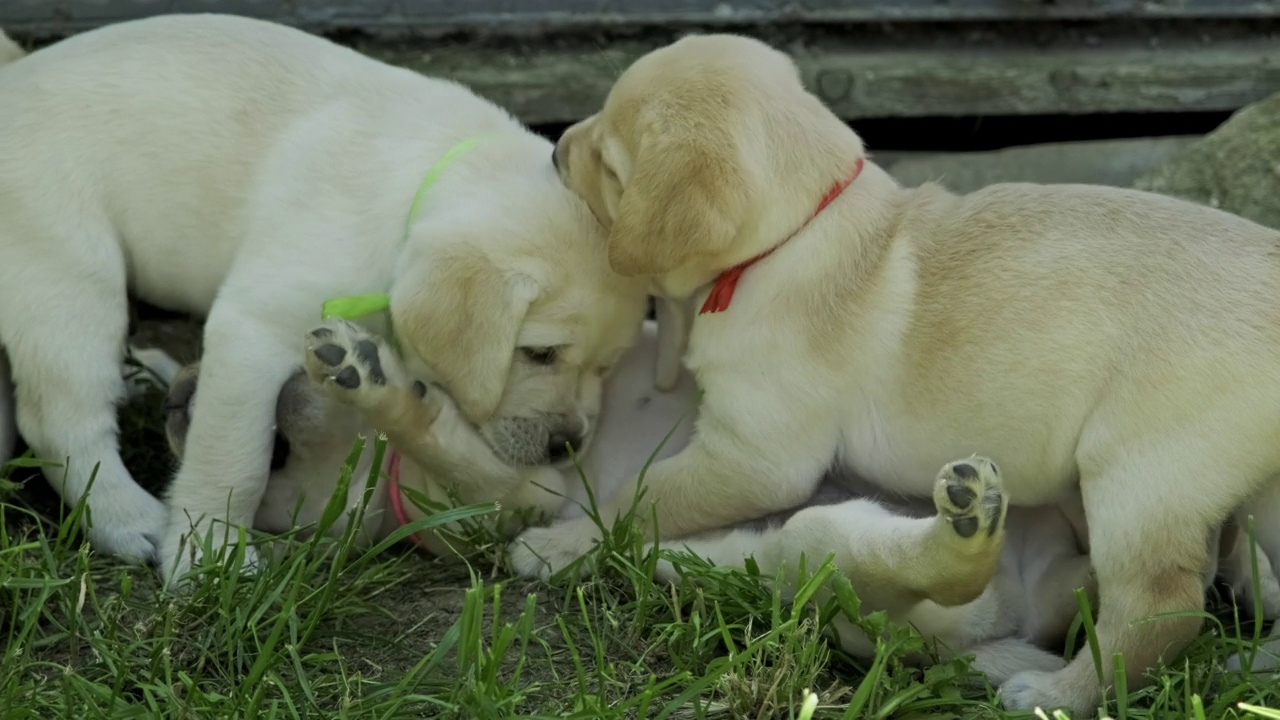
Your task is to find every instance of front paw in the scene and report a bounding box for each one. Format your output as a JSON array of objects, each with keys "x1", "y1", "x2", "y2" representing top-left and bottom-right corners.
[
  {"x1": 303, "y1": 319, "x2": 404, "y2": 413},
  {"x1": 158, "y1": 522, "x2": 261, "y2": 588},
  {"x1": 1000, "y1": 669, "x2": 1093, "y2": 717},
  {"x1": 508, "y1": 519, "x2": 604, "y2": 580}
]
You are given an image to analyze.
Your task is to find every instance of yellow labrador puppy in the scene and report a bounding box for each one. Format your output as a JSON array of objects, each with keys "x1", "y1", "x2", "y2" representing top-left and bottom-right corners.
[
  {"x1": 517, "y1": 33, "x2": 1280, "y2": 715},
  {"x1": 0, "y1": 15, "x2": 646, "y2": 583}
]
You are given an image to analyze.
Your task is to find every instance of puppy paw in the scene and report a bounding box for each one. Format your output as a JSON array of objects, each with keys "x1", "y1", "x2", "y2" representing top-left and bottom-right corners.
[
  {"x1": 933, "y1": 456, "x2": 1007, "y2": 544},
  {"x1": 84, "y1": 487, "x2": 166, "y2": 564},
  {"x1": 158, "y1": 522, "x2": 262, "y2": 589},
  {"x1": 920, "y1": 456, "x2": 1008, "y2": 605},
  {"x1": 507, "y1": 519, "x2": 604, "y2": 580},
  {"x1": 303, "y1": 320, "x2": 409, "y2": 414},
  {"x1": 999, "y1": 669, "x2": 1093, "y2": 716}
]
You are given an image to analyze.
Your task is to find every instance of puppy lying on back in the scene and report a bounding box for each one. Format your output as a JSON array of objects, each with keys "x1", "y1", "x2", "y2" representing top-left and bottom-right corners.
[
  {"x1": 0, "y1": 14, "x2": 647, "y2": 583},
  {"x1": 153, "y1": 317, "x2": 1280, "y2": 682},
  {"x1": 160, "y1": 319, "x2": 700, "y2": 555},
  {"x1": 531, "y1": 33, "x2": 1280, "y2": 715}
]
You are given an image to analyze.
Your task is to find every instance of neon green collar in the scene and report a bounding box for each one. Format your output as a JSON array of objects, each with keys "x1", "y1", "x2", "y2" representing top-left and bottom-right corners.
[{"x1": 321, "y1": 137, "x2": 487, "y2": 321}]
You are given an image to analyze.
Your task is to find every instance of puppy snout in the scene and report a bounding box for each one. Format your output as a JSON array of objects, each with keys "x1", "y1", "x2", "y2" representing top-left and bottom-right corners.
[{"x1": 547, "y1": 430, "x2": 583, "y2": 463}]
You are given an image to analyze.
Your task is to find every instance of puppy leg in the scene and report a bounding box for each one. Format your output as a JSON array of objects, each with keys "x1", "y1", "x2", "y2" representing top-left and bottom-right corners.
[
  {"x1": 159, "y1": 311, "x2": 299, "y2": 584},
  {"x1": 1007, "y1": 505, "x2": 1097, "y2": 649},
  {"x1": 654, "y1": 457, "x2": 1008, "y2": 608},
  {"x1": 302, "y1": 320, "x2": 566, "y2": 517},
  {"x1": 968, "y1": 638, "x2": 1069, "y2": 687},
  {"x1": 508, "y1": 372, "x2": 840, "y2": 578},
  {"x1": 1224, "y1": 484, "x2": 1280, "y2": 672},
  {"x1": 1001, "y1": 451, "x2": 1247, "y2": 717},
  {"x1": 124, "y1": 345, "x2": 183, "y2": 399},
  {"x1": 1215, "y1": 511, "x2": 1280, "y2": 620},
  {"x1": 656, "y1": 458, "x2": 1015, "y2": 677},
  {"x1": 0, "y1": 350, "x2": 14, "y2": 465},
  {"x1": 0, "y1": 250, "x2": 164, "y2": 561}
]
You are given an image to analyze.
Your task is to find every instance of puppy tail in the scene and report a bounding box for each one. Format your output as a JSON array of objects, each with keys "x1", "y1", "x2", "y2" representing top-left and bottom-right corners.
[{"x1": 0, "y1": 29, "x2": 26, "y2": 67}]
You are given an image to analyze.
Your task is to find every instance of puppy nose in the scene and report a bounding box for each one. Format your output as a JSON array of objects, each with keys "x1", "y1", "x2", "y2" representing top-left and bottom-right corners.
[{"x1": 547, "y1": 431, "x2": 581, "y2": 463}]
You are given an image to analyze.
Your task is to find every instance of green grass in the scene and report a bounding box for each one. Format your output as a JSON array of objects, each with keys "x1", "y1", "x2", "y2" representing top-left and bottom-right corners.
[{"x1": 2, "y1": 387, "x2": 1279, "y2": 719}]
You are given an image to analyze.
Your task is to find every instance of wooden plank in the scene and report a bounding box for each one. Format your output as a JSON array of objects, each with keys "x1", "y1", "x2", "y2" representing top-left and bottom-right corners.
[
  {"x1": 357, "y1": 36, "x2": 1280, "y2": 124},
  {"x1": 5, "y1": 0, "x2": 1280, "y2": 34}
]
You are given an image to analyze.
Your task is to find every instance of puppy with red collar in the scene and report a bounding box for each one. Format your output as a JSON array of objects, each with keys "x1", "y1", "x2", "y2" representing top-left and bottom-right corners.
[{"x1": 523, "y1": 33, "x2": 1280, "y2": 715}]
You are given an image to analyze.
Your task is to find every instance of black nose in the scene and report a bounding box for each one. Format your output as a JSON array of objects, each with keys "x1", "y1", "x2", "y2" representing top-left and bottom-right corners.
[
  {"x1": 551, "y1": 145, "x2": 560, "y2": 171},
  {"x1": 547, "y1": 432, "x2": 581, "y2": 463}
]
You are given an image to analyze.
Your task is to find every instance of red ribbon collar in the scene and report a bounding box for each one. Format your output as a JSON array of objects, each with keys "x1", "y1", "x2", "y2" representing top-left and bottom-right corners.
[
  {"x1": 699, "y1": 158, "x2": 865, "y2": 315},
  {"x1": 387, "y1": 451, "x2": 431, "y2": 552}
]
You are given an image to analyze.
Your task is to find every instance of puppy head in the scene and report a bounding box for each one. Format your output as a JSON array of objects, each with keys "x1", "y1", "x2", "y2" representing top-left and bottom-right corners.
[
  {"x1": 391, "y1": 163, "x2": 649, "y2": 467},
  {"x1": 554, "y1": 34, "x2": 864, "y2": 292}
]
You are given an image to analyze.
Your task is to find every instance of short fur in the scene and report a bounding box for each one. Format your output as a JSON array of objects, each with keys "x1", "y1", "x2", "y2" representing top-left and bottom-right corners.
[
  {"x1": 523, "y1": 33, "x2": 1280, "y2": 715},
  {"x1": 0, "y1": 15, "x2": 646, "y2": 582}
]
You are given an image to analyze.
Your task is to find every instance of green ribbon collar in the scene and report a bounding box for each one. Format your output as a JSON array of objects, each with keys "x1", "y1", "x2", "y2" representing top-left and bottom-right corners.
[{"x1": 321, "y1": 137, "x2": 487, "y2": 322}]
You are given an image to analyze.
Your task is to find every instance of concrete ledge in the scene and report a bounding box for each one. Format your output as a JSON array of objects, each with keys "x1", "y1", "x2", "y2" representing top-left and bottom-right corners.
[{"x1": 882, "y1": 136, "x2": 1202, "y2": 192}]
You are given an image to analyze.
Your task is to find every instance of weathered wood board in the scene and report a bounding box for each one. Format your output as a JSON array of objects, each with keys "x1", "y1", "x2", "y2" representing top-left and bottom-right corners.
[
  {"x1": 360, "y1": 35, "x2": 1280, "y2": 124},
  {"x1": 4, "y1": 0, "x2": 1280, "y2": 34}
]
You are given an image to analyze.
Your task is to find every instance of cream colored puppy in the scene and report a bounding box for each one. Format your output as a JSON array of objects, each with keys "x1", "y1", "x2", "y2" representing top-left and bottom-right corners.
[
  {"x1": 159, "y1": 319, "x2": 675, "y2": 556},
  {"x1": 0, "y1": 15, "x2": 646, "y2": 583},
  {"x1": 518, "y1": 33, "x2": 1280, "y2": 715}
]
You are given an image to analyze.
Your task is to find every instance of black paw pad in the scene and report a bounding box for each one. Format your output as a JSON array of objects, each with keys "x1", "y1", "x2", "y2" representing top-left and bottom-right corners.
[
  {"x1": 950, "y1": 462, "x2": 977, "y2": 479},
  {"x1": 946, "y1": 483, "x2": 976, "y2": 509},
  {"x1": 310, "y1": 327, "x2": 335, "y2": 340},
  {"x1": 313, "y1": 344, "x2": 347, "y2": 366},
  {"x1": 354, "y1": 340, "x2": 385, "y2": 385},
  {"x1": 412, "y1": 380, "x2": 428, "y2": 399},
  {"x1": 952, "y1": 516, "x2": 979, "y2": 538},
  {"x1": 334, "y1": 366, "x2": 361, "y2": 389}
]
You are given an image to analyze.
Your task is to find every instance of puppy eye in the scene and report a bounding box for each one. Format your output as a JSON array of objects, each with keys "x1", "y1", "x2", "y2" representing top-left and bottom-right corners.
[{"x1": 522, "y1": 347, "x2": 558, "y2": 365}]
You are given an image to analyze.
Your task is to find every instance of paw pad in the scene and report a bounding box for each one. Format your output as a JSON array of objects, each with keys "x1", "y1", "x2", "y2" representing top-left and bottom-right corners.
[{"x1": 935, "y1": 456, "x2": 1006, "y2": 539}]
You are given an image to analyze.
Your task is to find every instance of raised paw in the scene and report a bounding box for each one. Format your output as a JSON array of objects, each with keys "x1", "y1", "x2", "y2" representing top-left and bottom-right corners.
[
  {"x1": 933, "y1": 456, "x2": 1007, "y2": 542},
  {"x1": 920, "y1": 456, "x2": 1008, "y2": 606},
  {"x1": 303, "y1": 319, "x2": 405, "y2": 412}
]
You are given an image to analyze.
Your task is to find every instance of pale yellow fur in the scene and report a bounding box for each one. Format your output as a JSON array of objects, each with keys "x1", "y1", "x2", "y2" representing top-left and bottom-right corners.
[{"x1": 514, "y1": 33, "x2": 1280, "y2": 716}]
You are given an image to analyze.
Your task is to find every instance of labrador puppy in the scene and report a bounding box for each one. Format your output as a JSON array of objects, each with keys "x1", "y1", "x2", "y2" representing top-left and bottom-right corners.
[
  {"x1": 0, "y1": 14, "x2": 646, "y2": 583},
  {"x1": 158, "y1": 320, "x2": 700, "y2": 556},
  {"x1": 524, "y1": 33, "x2": 1280, "y2": 715}
]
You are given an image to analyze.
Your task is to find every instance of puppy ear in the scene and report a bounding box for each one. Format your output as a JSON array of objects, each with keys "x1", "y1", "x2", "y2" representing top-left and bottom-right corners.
[
  {"x1": 392, "y1": 249, "x2": 537, "y2": 422},
  {"x1": 653, "y1": 295, "x2": 691, "y2": 391},
  {"x1": 609, "y1": 124, "x2": 752, "y2": 276}
]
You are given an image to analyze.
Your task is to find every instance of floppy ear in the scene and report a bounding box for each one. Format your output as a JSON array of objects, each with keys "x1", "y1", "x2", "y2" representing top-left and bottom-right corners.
[
  {"x1": 391, "y1": 250, "x2": 537, "y2": 422},
  {"x1": 608, "y1": 124, "x2": 752, "y2": 276},
  {"x1": 653, "y1": 295, "x2": 691, "y2": 392}
]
